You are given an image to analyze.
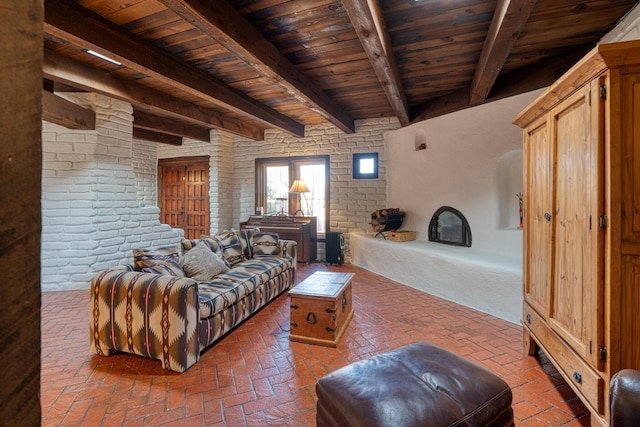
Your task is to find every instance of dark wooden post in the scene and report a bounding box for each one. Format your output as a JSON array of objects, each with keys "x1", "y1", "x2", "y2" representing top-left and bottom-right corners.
[{"x1": 0, "y1": 1, "x2": 43, "y2": 425}]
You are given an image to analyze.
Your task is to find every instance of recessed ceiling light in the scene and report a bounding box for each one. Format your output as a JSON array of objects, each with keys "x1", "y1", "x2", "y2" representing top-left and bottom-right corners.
[{"x1": 86, "y1": 50, "x2": 122, "y2": 66}]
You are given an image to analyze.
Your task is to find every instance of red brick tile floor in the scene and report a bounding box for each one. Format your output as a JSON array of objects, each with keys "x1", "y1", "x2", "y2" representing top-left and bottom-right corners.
[{"x1": 41, "y1": 263, "x2": 592, "y2": 426}]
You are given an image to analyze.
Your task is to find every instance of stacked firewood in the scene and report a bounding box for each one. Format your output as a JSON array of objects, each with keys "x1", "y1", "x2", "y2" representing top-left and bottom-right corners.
[{"x1": 370, "y1": 208, "x2": 404, "y2": 232}]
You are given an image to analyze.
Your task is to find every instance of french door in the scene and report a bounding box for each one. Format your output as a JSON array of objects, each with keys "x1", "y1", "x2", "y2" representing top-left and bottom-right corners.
[{"x1": 159, "y1": 156, "x2": 210, "y2": 239}]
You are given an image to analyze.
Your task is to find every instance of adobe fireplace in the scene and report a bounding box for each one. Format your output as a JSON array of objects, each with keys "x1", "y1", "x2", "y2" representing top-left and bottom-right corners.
[{"x1": 428, "y1": 206, "x2": 472, "y2": 247}]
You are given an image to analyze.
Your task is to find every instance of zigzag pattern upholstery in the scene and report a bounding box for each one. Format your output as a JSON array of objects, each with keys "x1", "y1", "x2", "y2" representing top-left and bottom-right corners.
[
  {"x1": 90, "y1": 271, "x2": 200, "y2": 372},
  {"x1": 90, "y1": 239, "x2": 297, "y2": 372}
]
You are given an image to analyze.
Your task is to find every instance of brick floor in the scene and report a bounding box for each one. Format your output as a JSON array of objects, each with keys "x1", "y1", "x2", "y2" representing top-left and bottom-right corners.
[{"x1": 41, "y1": 263, "x2": 591, "y2": 426}]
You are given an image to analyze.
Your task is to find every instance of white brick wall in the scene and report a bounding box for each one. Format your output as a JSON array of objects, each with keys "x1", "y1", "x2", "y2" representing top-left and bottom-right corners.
[
  {"x1": 42, "y1": 95, "x2": 400, "y2": 291},
  {"x1": 132, "y1": 138, "x2": 158, "y2": 206},
  {"x1": 42, "y1": 93, "x2": 183, "y2": 291},
  {"x1": 233, "y1": 118, "x2": 400, "y2": 260}
]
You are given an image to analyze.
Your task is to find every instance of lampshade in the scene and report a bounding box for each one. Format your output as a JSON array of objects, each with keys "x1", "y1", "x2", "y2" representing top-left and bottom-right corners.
[{"x1": 289, "y1": 179, "x2": 310, "y2": 193}]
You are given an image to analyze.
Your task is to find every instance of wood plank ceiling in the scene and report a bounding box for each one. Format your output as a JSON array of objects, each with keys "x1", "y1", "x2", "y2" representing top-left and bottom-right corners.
[{"x1": 42, "y1": 0, "x2": 638, "y2": 143}]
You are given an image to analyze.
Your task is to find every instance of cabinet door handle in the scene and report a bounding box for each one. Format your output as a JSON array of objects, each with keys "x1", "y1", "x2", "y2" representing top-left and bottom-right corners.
[{"x1": 544, "y1": 212, "x2": 552, "y2": 222}]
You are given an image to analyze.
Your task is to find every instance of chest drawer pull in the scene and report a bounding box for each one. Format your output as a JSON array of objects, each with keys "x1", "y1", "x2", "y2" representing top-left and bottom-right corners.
[
  {"x1": 306, "y1": 312, "x2": 317, "y2": 325},
  {"x1": 573, "y1": 371, "x2": 582, "y2": 384}
]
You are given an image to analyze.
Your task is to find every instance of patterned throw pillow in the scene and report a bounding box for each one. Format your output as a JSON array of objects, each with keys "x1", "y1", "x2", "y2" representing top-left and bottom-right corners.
[
  {"x1": 133, "y1": 246, "x2": 180, "y2": 270},
  {"x1": 141, "y1": 259, "x2": 185, "y2": 277},
  {"x1": 214, "y1": 229, "x2": 247, "y2": 266},
  {"x1": 237, "y1": 228, "x2": 259, "y2": 259},
  {"x1": 199, "y1": 236, "x2": 222, "y2": 254},
  {"x1": 181, "y1": 241, "x2": 229, "y2": 281},
  {"x1": 181, "y1": 238, "x2": 201, "y2": 252},
  {"x1": 252, "y1": 232, "x2": 281, "y2": 257}
]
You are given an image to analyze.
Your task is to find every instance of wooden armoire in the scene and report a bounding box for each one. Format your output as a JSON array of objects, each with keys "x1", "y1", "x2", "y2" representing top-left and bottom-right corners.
[{"x1": 513, "y1": 40, "x2": 640, "y2": 425}]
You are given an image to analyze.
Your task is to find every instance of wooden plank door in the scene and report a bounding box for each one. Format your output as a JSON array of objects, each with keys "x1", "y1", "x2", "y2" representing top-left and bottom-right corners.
[
  {"x1": 159, "y1": 157, "x2": 210, "y2": 239},
  {"x1": 549, "y1": 83, "x2": 604, "y2": 370},
  {"x1": 161, "y1": 166, "x2": 186, "y2": 230},
  {"x1": 184, "y1": 165, "x2": 209, "y2": 239}
]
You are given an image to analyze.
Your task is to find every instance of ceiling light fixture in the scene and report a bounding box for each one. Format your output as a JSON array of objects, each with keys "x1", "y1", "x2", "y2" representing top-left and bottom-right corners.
[{"x1": 86, "y1": 50, "x2": 122, "y2": 66}]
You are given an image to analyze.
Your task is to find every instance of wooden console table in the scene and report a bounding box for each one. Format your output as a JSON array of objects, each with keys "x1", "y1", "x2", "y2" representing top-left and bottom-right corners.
[{"x1": 240, "y1": 215, "x2": 317, "y2": 263}]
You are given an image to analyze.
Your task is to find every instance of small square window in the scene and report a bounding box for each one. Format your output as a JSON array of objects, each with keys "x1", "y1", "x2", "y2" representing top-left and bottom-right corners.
[{"x1": 353, "y1": 153, "x2": 378, "y2": 179}]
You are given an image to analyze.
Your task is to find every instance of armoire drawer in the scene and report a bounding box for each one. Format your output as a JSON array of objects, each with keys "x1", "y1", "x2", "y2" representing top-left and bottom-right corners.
[{"x1": 523, "y1": 303, "x2": 605, "y2": 414}]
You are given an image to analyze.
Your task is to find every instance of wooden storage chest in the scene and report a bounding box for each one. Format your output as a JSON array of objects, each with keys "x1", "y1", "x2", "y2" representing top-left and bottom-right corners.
[{"x1": 288, "y1": 272, "x2": 354, "y2": 347}]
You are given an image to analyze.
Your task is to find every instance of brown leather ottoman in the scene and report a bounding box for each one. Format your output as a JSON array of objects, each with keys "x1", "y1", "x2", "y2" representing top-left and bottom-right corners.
[{"x1": 316, "y1": 342, "x2": 513, "y2": 427}]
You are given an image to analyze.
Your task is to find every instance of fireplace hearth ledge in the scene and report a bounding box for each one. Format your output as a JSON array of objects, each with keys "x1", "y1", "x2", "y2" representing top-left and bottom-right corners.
[{"x1": 349, "y1": 231, "x2": 522, "y2": 324}]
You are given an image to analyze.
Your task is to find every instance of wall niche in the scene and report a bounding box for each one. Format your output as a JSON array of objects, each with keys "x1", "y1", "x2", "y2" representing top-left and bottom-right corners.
[{"x1": 497, "y1": 149, "x2": 523, "y2": 229}]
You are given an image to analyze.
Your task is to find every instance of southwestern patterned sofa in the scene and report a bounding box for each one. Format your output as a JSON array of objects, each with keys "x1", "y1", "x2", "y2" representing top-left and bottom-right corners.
[{"x1": 90, "y1": 229, "x2": 297, "y2": 372}]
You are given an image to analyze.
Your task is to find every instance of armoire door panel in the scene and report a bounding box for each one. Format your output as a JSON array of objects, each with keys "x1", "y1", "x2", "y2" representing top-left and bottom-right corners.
[
  {"x1": 622, "y1": 74, "x2": 640, "y2": 241},
  {"x1": 621, "y1": 257, "x2": 640, "y2": 369},
  {"x1": 524, "y1": 120, "x2": 553, "y2": 316},
  {"x1": 549, "y1": 86, "x2": 603, "y2": 369}
]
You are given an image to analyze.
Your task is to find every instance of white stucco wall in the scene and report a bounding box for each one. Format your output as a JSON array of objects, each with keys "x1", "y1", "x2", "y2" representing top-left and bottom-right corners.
[
  {"x1": 601, "y1": 3, "x2": 640, "y2": 43},
  {"x1": 383, "y1": 90, "x2": 543, "y2": 259}
]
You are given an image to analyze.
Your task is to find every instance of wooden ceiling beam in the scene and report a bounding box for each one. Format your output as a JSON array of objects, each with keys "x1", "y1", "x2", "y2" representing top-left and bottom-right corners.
[
  {"x1": 158, "y1": 0, "x2": 356, "y2": 134},
  {"x1": 133, "y1": 128, "x2": 183, "y2": 146},
  {"x1": 469, "y1": 0, "x2": 536, "y2": 105},
  {"x1": 488, "y1": 46, "x2": 592, "y2": 99},
  {"x1": 342, "y1": 0, "x2": 409, "y2": 126},
  {"x1": 133, "y1": 110, "x2": 211, "y2": 142},
  {"x1": 43, "y1": 49, "x2": 265, "y2": 141},
  {"x1": 42, "y1": 89, "x2": 96, "y2": 130},
  {"x1": 44, "y1": 0, "x2": 303, "y2": 137},
  {"x1": 411, "y1": 46, "x2": 589, "y2": 123}
]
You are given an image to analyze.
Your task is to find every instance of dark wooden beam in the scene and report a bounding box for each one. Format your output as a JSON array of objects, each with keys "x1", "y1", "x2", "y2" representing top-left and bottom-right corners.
[
  {"x1": 43, "y1": 49, "x2": 265, "y2": 141},
  {"x1": 134, "y1": 110, "x2": 210, "y2": 142},
  {"x1": 133, "y1": 128, "x2": 183, "y2": 145},
  {"x1": 342, "y1": 0, "x2": 409, "y2": 126},
  {"x1": 158, "y1": 0, "x2": 355, "y2": 134},
  {"x1": 42, "y1": 90, "x2": 96, "y2": 130},
  {"x1": 488, "y1": 46, "x2": 592, "y2": 99},
  {"x1": 43, "y1": 78, "x2": 55, "y2": 92},
  {"x1": 469, "y1": 0, "x2": 537, "y2": 104},
  {"x1": 1, "y1": 1, "x2": 42, "y2": 425},
  {"x1": 44, "y1": 0, "x2": 304, "y2": 138},
  {"x1": 411, "y1": 47, "x2": 590, "y2": 123}
]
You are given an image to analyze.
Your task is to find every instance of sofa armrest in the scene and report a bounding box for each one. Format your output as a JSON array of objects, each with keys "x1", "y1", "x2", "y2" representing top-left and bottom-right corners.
[
  {"x1": 279, "y1": 239, "x2": 297, "y2": 284},
  {"x1": 279, "y1": 239, "x2": 297, "y2": 263},
  {"x1": 90, "y1": 269, "x2": 200, "y2": 372},
  {"x1": 611, "y1": 369, "x2": 640, "y2": 427}
]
